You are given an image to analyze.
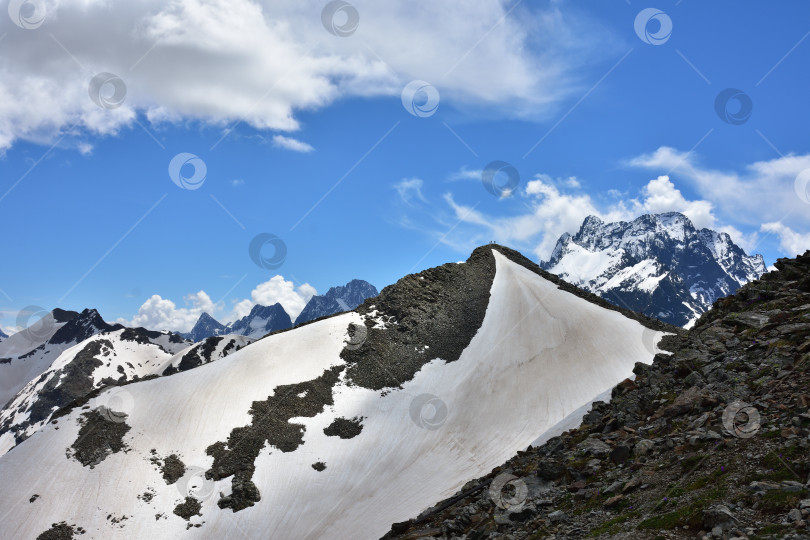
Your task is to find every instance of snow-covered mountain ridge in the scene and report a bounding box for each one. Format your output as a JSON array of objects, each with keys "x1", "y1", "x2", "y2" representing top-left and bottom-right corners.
[
  {"x1": 541, "y1": 212, "x2": 767, "y2": 326},
  {"x1": 0, "y1": 244, "x2": 672, "y2": 539}
]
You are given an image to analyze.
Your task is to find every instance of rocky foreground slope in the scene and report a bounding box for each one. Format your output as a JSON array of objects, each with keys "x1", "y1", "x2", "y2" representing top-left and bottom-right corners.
[{"x1": 384, "y1": 251, "x2": 810, "y2": 540}]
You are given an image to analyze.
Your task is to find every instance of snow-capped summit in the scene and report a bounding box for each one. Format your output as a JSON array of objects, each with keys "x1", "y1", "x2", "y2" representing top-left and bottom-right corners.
[
  {"x1": 0, "y1": 245, "x2": 671, "y2": 539},
  {"x1": 228, "y1": 303, "x2": 292, "y2": 339},
  {"x1": 541, "y1": 212, "x2": 767, "y2": 326},
  {"x1": 182, "y1": 304, "x2": 291, "y2": 342},
  {"x1": 294, "y1": 279, "x2": 379, "y2": 325},
  {"x1": 182, "y1": 312, "x2": 228, "y2": 342}
]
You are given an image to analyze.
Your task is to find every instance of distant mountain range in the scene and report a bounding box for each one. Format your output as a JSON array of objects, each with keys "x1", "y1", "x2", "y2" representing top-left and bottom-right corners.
[
  {"x1": 182, "y1": 279, "x2": 379, "y2": 342},
  {"x1": 294, "y1": 279, "x2": 380, "y2": 326},
  {"x1": 541, "y1": 212, "x2": 767, "y2": 326}
]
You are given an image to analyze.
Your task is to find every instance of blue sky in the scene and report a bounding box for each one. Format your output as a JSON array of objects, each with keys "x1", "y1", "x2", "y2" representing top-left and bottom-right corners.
[{"x1": 2, "y1": 0, "x2": 810, "y2": 333}]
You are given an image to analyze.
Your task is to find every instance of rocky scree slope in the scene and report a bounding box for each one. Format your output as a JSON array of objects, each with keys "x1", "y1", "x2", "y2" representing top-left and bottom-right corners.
[
  {"x1": 384, "y1": 250, "x2": 810, "y2": 540},
  {"x1": 541, "y1": 213, "x2": 767, "y2": 327}
]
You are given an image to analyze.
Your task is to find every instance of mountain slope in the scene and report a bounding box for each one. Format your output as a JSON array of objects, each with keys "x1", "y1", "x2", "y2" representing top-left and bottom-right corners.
[
  {"x1": 0, "y1": 245, "x2": 670, "y2": 540},
  {"x1": 0, "y1": 326, "x2": 189, "y2": 456},
  {"x1": 384, "y1": 250, "x2": 810, "y2": 540},
  {"x1": 160, "y1": 334, "x2": 253, "y2": 376},
  {"x1": 0, "y1": 308, "x2": 78, "y2": 359},
  {"x1": 0, "y1": 309, "x2": 115, "y2": 409},
  {"x1": 0, "y1": 329, "x2": 7, "y2": 341},
  {"x1": 541, "y1": 212, "x2": 767, "y2": 327},
  {"x1": 294, "y1": 279, "x2": 379, "y2": 326}
]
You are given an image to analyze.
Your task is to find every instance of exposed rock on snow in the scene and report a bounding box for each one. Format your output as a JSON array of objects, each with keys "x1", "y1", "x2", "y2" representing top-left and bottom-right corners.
[{"x1": 0, "y1": 244, "x2": 671, "y2": 539}]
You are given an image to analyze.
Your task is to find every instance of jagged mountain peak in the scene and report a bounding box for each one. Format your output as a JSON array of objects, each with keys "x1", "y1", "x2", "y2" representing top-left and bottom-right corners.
[
  {"x1": 542, "y1": 212, "x2": 767, "y2": 327},
  {"x1": 49, "y1": 308, "x2": 118, "y2": 345},
  {"x1": 228, "y1": 302, "x2": 291, "y2": 339},
  {"x1": 294, "y1": 279, "x2": 378, "y2": 326},
  {"x1": 183, "y1": 312, "x2": 228, "y2": 343},
  {"x1": 50, "y1": 308, "x2": 80, "y2": 324}
]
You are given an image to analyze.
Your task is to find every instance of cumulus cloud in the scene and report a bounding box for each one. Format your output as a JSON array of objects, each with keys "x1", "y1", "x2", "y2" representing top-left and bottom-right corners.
[
  {"x1": 760, "y1": 222, "x2": 810, "y2": 256},
  {"x1": 629, "y1": 146, "x2": 810, "y2": 228},
  {"x1": 123, "y1": 291, "x2": 219, "y2": 333},
  {"x1": 230, "y1": 275, "x2": 316, "y2": 321},
  {"x1": 121, "y1": 276, "x2": 316, "y2": 333},
  {"x1": 444, "y1": 174, "x2": 632, "y2": 259},
  {"x1": 401, "y1": 170, "x2": 769, "y2": 262},
  {"x1": 637, "y1": 176, "x2": 716, "y2": 229},
  {"x1": 0, "y1": 0, "x2": 615, "y2": 151},
  {"x1": 271, "y1": 135, "x2": 314, "y2": 153}
]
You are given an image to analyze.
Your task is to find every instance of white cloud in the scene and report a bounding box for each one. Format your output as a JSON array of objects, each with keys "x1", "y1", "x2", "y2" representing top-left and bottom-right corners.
[
  {"x1": 394, "y1": 178, "x2": 427, "y2": 205},
  {"x1": 271, "y1": 134, "x2": 314, "y2": 153},
  {"x1": 636, "y1": 175, "x2": 716, "y2": 229},
  {"x1": 407, "y1": 171, "x2": 767, "y2": 262},
  {"x1": 230, "y1": 178, "x2": 245, "y2": 187},
  {"x1": 0, "y1": 0, "x2": 615, "y2": 150},
  {"x1": 448, "y1": 168, "x2": 483, "y2": 182},
  {"x1": 760, "y1": 222, "x2": 810, "y2": 256},
  {"x1": 121, "y1": 276, "x2": 316, "y2": 333},
  {"x1": 230, "y1": 276, "x2": 316, "y2": 321},
  {"x1": 629, "y1": 146, "x2": 810, "y2": 228},
  {"x1": 122, "y1": 290, "x2": 219, "y2": 333}
]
